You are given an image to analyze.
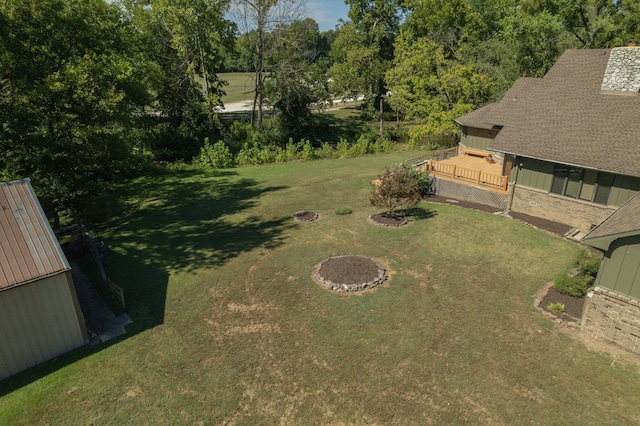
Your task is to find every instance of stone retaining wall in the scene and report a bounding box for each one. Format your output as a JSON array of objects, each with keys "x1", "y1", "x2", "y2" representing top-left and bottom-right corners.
[
  {"x1": 581, "y1": 287, "x2": 640, "y2": 355},
  {"x1": 510, "y1": 186, "x2": 615, "y2": 233}
]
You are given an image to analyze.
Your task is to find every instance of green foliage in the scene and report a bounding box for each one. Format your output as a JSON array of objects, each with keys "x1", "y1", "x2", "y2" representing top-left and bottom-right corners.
[
  {"x1": 385, "y1": 31, "x2": 494, "y2": 143},
  {"x1": 370, "y1": 164, "x2": 422, "y2": 216},
  {"x1": 194, "y1": 139, "x2": 236, "y2": 169},
  {"x1": 577, "y1": 250, "x2": 601, "y2": 280},
  {"x1": 265, "y1": 19, "x2": 332, "y2": 141},
  {"x1": 547, "y1": 302, "x2": 566, "y2": 314},
  {"x1": 0, "y1": 0, "x2": 150, "y2": 220},
  {"x1": 407, "y1": 168, "x2": 432, "y2": 196},
  {"x1": 335, "y1": 206, "x2": 353, "y2": 215},
  {"x1": 553, "y1": 274, "x2": 592, "y2": 297}
]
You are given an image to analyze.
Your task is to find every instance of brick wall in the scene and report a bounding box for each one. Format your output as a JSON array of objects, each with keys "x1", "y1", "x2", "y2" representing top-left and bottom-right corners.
[
  {"x1": 510, "y1": 186, "x2": 615, "y2": 233},
  {"x1": 581, "y1": 287, "x2": 640, "y2": 355}
]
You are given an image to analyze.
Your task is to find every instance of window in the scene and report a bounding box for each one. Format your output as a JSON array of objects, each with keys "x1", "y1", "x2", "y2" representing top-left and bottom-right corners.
[{"x1": 550, "y1": 164, "x2": 614, "y2": 205}]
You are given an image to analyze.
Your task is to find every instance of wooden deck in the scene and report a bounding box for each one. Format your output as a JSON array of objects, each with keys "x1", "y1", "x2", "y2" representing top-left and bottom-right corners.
[{"x1": 416, "y1": 154, "x2": 509, "y2": 193}]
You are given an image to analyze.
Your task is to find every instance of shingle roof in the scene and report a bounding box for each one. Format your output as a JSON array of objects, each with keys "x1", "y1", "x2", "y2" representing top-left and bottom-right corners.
[
  {"x1": 456, "y1": 48, "x2": 640, "y2": 177},
  {"x1": 582, "y1": 192, "x2": 640, "y2": 250},
  {"x1": 0, "y1": 179, "x2": 70, "y2": 291}
]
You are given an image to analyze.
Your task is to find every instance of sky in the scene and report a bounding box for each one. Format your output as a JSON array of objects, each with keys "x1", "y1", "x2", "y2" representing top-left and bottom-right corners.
[{"x1": 306, "y1": 0, "x2": 350, "y2": 32}]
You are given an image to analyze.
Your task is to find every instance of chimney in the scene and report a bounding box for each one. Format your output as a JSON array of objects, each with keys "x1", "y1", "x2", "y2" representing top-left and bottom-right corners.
[{"x1": 600, "y1": 46, "x2": 640, "y2": 93}]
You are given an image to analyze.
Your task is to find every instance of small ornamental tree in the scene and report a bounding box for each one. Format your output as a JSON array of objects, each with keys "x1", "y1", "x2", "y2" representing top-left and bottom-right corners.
[{"x1": 370, "y1": 165, "x2": 423, "y2": 217}]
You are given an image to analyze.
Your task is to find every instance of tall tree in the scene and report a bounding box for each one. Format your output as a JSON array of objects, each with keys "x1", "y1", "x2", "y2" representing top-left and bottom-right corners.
[
  {"x1": 229, "y1": 0, "x2": 304, "y2": 128},
  {"x1": 264, "y1": 18, "x2": 331, "y2": 140},
  {"x1": 329, "y1": 0, "x2": 404, "y2": 118},
  {"x1": 125, "y1": 0, "x2": 235, "y2": 158},
  {"x1": 385, "y1": 31, "x2": 494, "y2": 142},
  {"x1": 0, "y1": 0, "x2": 148, "y2": 223}
]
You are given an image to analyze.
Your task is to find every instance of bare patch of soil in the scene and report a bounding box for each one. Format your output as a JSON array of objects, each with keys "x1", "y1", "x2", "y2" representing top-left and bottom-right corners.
[{"x1": 368, "y1": 212, "x2": 408, "y2": 227}]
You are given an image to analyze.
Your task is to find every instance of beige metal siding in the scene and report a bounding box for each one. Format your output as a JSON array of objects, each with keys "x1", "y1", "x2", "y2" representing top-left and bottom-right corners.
[
  {"x1": 0, "y1": 179, "x2": 69, "y2": 290},
  {"x1": 0, "y1": 273, "x2": 86, "y2": 380}
]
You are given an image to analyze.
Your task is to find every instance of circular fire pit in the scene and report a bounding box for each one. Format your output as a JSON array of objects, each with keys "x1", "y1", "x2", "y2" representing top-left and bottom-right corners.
[
  {"x1": 293, "y1": 210, "x2": 318, "y2": 222},
  {"x1": 314, "y1": 255, "x2": 387, "y2": 292}
]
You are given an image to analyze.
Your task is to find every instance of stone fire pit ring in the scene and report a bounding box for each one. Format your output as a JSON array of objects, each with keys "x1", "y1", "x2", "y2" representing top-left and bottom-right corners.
[
  {"x1": 314, "y1": 255, "x2": 387, "y2": 292},
  {"x1": 293, "y1": 210, "x2": 319, "y2": 222}
]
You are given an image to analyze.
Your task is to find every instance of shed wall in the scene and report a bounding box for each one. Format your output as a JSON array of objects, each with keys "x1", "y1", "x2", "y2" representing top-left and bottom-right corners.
[{"x1": 0, "y1": 272, "x2": 86, "y2": 380}]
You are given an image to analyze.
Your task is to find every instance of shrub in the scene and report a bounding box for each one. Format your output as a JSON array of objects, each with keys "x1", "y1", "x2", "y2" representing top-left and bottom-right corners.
[
  {"x1": 370, "y1": 164, "x2": 422, "y2": 217},
  {"x1": 336, "y1": 138, "x2": 350, "y2": 158},
  {"x1": 547, "y1": 303, "x2": 566, "y2": 314},
  {"x1": 194, "y1": 139, "x2": 236, "y2": 169},
  {"x1": 554, "y1": 274, "x2": 592, "y2": 297},
  {"x1": 407, "y1": 168, "x2": 432, "y2": 196},
  {"x1": 318, "y1": 142, "x2": 335, "y2": 159},
  {"x1": 335, "y1": 206, "x2": 352, "y2": 215},
  {"x1": 577, "y1": 250, "x2": 601, "y2": 280}
]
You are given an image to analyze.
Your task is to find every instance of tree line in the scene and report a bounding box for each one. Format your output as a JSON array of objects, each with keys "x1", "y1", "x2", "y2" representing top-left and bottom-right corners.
[{"x1": 1, "y1": 0, "x2": 638, "y2": 223}]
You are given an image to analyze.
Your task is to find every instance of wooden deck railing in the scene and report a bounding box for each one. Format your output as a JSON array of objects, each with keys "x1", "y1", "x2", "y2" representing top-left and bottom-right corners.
[
  {"x1": 406, "y1": 147, "x2": 458, "y2": 167},
  {"x1": 415, "y1": 159, "x2": 508, "y2": 192}
]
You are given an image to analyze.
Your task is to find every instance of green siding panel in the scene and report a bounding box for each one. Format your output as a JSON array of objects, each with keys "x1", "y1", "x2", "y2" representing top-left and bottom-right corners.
[
  {"x1": 596, "y1": 236, "x2": 640, "y2": 300},
  {"x1": 609, "y1": 175, "x2": 640, "y2": 207},
  {"x1": 516, "y1": 158, "x2": 554, "y2": 191},
  {"x1": 461, "y1": 127, "x2": 497, "y2": 151}
]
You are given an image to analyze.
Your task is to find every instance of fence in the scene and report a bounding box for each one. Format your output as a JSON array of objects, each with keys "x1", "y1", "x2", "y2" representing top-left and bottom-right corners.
[
  {"x1": 84, "y1": 231, "x2": 126, "y2": 309},
  {"x1": 406, "y1": 147, "x2": 458, "y2": 167}
]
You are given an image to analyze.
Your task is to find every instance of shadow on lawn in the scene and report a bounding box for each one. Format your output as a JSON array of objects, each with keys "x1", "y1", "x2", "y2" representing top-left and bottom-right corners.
[
  {"x1": 398, "y1": 207, "x2": 438, "y2": 220},
  {"x1": 104, "y1": 169, "x2": 292, "y2": 331},
  {"x1": 0, "y1": 169, "x2": 293, "y2": 392}
]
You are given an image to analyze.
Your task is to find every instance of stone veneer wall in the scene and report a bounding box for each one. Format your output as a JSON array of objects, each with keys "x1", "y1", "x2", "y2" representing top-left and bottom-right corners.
[
  {"x1": 600, "y1": 47, "x2": 640, "y2": 92},
  {"x1": 581, "y1": 287, "x2": 640, "y2": 355},
  {"x1": 510, "y1": 186, "x2": 616, "y2": 233}
]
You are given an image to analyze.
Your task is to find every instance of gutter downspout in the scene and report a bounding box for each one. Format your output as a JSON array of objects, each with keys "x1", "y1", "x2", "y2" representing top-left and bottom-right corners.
[{"x1": 506, "y1": 156, "x2": 520, "y2": 213}]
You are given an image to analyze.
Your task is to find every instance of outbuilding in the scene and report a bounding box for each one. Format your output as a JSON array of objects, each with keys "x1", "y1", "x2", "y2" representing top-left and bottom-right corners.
[{"x1": 0, "y1": 178, "x2": 87, "y2": 380}]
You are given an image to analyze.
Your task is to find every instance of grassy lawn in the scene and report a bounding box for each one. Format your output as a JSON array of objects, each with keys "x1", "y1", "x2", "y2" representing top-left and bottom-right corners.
[
  {"x1": 2, "y1": 151, "x2": 640, "y2": 424},
  {"x1": 219, "y1": 72, "x2": 255, "y2": 104}
]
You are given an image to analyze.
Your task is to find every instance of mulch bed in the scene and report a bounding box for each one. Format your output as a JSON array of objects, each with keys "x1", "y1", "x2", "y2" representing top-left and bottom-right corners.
[
  {"x1": 368, "y1": 212, "x2": 408, "y2": 227},
  {"x1": 293, "y1": 210, "x2": 318, "y2": 222},
  {"x1": 424, "y1": 195, "x2": 573, "y2": 236},
  {"x1": 314, "y1": 255, "x2": 387, "y2": 292},
  {"x1": 538, "y1": 285, "x2": 586, "y2": 321}
]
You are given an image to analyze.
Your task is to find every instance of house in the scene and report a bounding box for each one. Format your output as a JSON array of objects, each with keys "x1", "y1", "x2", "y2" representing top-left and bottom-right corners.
[
  {"x1": 580, "y1": 192, "x2": 640, "y2": 354},
  {"x1": 0, "y1": 178, "x2": 87, "y2": 380},
  {"x1": 454, "y1": 46, "x2": 640, "y2": 234}
]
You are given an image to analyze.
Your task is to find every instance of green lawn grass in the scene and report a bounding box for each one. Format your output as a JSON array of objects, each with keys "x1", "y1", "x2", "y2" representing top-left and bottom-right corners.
[
  {"x1": 219, "y1": 72, "x2": 255, "y2": 104},
  {"x1": 2, "y1": 151, "x2": 640, "y2": 424}
]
